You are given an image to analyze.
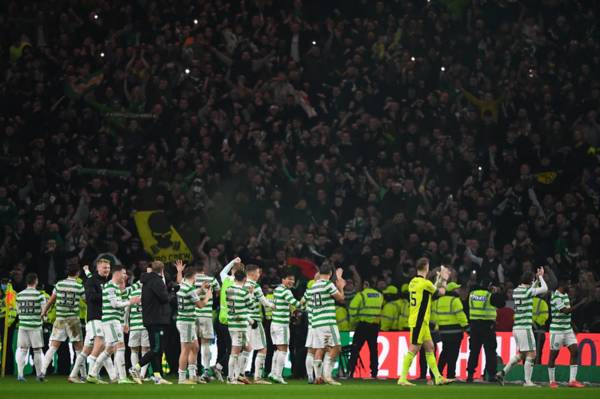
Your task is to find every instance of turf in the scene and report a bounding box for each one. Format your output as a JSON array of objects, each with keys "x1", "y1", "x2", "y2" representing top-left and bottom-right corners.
[{"x1": 1, "y1": 377, "x2": 598, "y2": 399}]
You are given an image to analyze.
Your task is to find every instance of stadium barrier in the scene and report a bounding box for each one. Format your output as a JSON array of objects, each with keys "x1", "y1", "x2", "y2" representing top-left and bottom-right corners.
[{"x1": 350, "y1": 331, "x2": 600, "y2": 382}]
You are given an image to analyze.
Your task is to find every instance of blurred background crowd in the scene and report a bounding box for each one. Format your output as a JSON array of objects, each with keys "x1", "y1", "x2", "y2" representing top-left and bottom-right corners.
[{"x1": 1, "y1": 0, "x2": 600, "y2": 333}]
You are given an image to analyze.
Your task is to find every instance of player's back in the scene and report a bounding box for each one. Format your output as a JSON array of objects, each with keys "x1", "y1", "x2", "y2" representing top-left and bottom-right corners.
[
  {"x1": 512, "y1": 285, "x2": 534, "y2": 329},
  {"x1": 306, "y1": 279, "x2": 337, "y2": 328},
  {"x1": 226, "y1": 284, "x2": 250, "y2": 331},
  {"x1": 407, "y1": 276, "x2": 435, "y2": 328},
  {"x1": 54, "y1": 278, "x2": 84, "y2": 319}
]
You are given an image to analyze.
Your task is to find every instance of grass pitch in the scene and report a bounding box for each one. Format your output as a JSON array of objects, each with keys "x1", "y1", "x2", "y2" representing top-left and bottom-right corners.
[{"x1": 1, "y1": 377, "x2": 598, "y2": 399}]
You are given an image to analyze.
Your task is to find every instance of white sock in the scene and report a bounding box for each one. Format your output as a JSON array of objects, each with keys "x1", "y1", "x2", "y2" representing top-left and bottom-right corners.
[
  {"x1": 254, "y1": 353, "x2": 266, "y2": 380},
  {"x1": 201, "y1": 342, "x2": 211, "y2": 372},
  {"x1": 87, "y1": 355, "x2": 96, "y2": 375},
  {"x1": 141, "y1": 350, "x2": 149, "y2": 377},
  {"x1": 189, "y1": 364, "x2": 198, "y2": 379},
  {"x1": 570, "y1": 365, "x2": 578, "y2": 382},
  {"x1": 178, "y1": 369, "x2": 187, "y2": 383},
  {"x1": 131, "y1": 350, "x2": 139, "y2": 371},
  {"x1": 16, "y1": 348, "x2": 27, "y2": 378},
  {"x1": 306, "y1": 352, "x2": 314, "y2": 381},
  {"x1": 115, "y1": 348, "x2": 126, "y2": 380},
  {"x1": 42, "y1": 346, "x2": 58, "y2": 374},
  {"x1": 104, "y1": 356, "x2": 117, "y2": 380},
  {"x1": 270, "y1": 351, "x2": 281, "y2": 377},
  {"x1": 548, "y1": 367, "x2": 555, "y2": 383},
  {"x1": 90, "y1": 351, "x2": 109, "y2": 377},
  {"x1": 33, "y1": 349, "x2": 44, "y2": 377},
  {"x1": 277, "y1": 351, "x2": 287, "y2": 378},
  {"x1": 239, "y1": 351, "x2": 250, "y2": 377},
  {"x1": 70, "y1": 351, "x2": 87, "y2": 378},
  {"x1": 314, "y1": 359, "x2": 323, "y2": 380},
  {"x1": 503, "y1": 354, "x2": 521, "y2": 374},
  {"x1": 228, "y1": 354, "x2": 239, "y2": 380},
  {"x1": 524, "y1": 358, "x2": 534, "y2": 384},
  {"x1": 323, "y1": 355, "x2": 333, "y2": 380}
]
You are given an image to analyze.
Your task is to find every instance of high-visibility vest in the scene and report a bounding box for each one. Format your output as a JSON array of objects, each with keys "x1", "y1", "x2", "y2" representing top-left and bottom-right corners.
[
  {"x1": 469, "y1": 289, "x2": 497, "y2": 321},
  {"x1": 532, "y1": 297, "x2": 549, "y2": 328},
  {"x1": 218, "y1": 278, "x2": 233, "y2": 325},
  {"x1": 43, "y1": 290, "x2": 56, "y2": 324},
  {"x1": 396, "y1": 298, "x2": 410, "y2": 330},
  {"x1": 336, "y1": 305, "x2": 351, "y2": 331},
  {"x1": 264, "y1": 293, "x2": 274, "y2": 321},
  {"x1": 380, "y1": 301, "x2": 399, "y2": 331},
  {"x1": 432, "y1": 295, "x2": 468, "y2": 333},
  {"x1": 349, "y1": 288, "x2": 384, "y2": 325}
]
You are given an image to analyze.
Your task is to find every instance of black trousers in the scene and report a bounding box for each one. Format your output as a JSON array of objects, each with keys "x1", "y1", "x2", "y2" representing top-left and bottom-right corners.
[
  {"x1": 534, "y1": 329, "x2": 546, "y2": 364},
  {"x1": 437, "y1": 332, "x2": 463, "y2": 378},
  {"x1": 215, "y1": 319, "x2": 231, "y2": 373},
  {"x1": 348, "y1": 322, "x2": 379, "y2": 378},
  {"x1": 467, "y1": 321, "x2": 497, "y2": 380},
  {"x1": 140, "y1": 324, "x2": 168, "y2": 375}
]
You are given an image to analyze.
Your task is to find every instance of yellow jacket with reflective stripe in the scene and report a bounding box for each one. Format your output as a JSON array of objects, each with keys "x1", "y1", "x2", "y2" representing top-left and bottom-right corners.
[
  {"x1": 532, "y1": 297, "x2": 549, "y2": 328},
  {"x1": 349, "y1": 288, "x2": 384, "y2": 325},
  {"x1": 432, "y1": 295, "x2": 468, "y2": 332},
  {"x1": 380, "y1": 301, "x2": 400, "y2": 331},
  {"x1": 469, "y1": 289, "x2": 497, "y2": 321},
  {"x1": 264, "y1": 293, "x2": 274, "y2": 320},
  {"x1": 336, "y1": 305, "x2": 351, "y2": 331}
]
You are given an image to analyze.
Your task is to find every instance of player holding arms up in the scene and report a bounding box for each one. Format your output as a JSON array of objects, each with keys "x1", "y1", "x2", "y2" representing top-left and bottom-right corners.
[
  {"x1": 547, "y1": 280, "x2": 585, "y2": 388},
  {"x1": 496, "y1": 267, "x2": 547, "y2": 387},
  {"x1": 397, "y1": 258, "x2": 451, "y2": 386}
]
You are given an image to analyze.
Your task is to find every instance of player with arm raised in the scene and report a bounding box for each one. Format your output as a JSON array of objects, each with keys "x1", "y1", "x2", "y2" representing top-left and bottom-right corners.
[
  {"x1": 496, "y1": 267, "x2": 548, "y2": 387},
  {"x1": 547, "y1": 280, "x2": 585, "y2": 388},
  {"x1": 41, "y1": 264, "x2": 86, "y2": 383},
  {"x1": 397, "y1": 258, "x2": 451, "y2": 386},
  {"x1": 176, "y1": 265, "x2": 212, "y2": 384},
  {"x1": 306, "y1": 263, "x2": 346, "y2": 385},
  {"x1": 268, "y1": 268, "x2": 302, "y2": 384}
]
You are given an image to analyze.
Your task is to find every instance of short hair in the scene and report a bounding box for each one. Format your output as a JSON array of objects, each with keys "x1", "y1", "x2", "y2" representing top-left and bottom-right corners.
[
  {"x1": 151, "y1": 260, "x2": 164, "y2": 273},
  {"x1": 520, "y1": 271, "x2": 535, "y2": 285},
  {"x1": 97, "y1": 258, "x2": 111, "y2": 265},
  {"x1": 246, "y1": 264, "x2": 260, "y2": 273},
  {"x1": 26, "y1": 273, "x2": 38, "y2": 286},
  {"x1": 557, "y1": 279, "x2": 568, "y2": 290},
  {"x1": 184, "y1": 266, "x2": 197, "y2": 279},
  {"x1": 66, "y1": 263, "x2": 80, "y2": 277},
  {"x1": 234, "y1": 269, "x2": 246, "y2": 282},
  {"x1": 280, "y1": 268, "x2": 295, "y2": 280},
  {"x1": 320, "y1": 263, "x2": 333, "y2": 275},
  {"x1": 111, "y1": 263, "x2": 125, "y2": 274},
  {"x1": 416, "y1": 257, "x2": 429, "y2": 272}
]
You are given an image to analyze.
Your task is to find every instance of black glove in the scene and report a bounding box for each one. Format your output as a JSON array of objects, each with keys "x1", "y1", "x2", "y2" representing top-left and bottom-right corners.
[{"x1": 251, "y1": 320, "x2": 258, "y2": 329}]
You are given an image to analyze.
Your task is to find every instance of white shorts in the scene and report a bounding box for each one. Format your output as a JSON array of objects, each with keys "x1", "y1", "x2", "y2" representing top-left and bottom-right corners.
[
  {"x1": 247, "y1": 322, "x2": 267, "y2": 350},
  {"x1": 230, "y1": 330, "x2": 248, "y2": 347},
  {"x1": 177, "y1": 321, "x2": 198, "y2": 343},
  {"x1": 102, "y1": 320, "x2": 125, "y2": 345},
  {"x1": 513, "y1": 328, "x2": 536, "y2": 353},
  {"x1": 196, "y1": 318, "x2": 214, "y2": 340},
  {"x1": 550, "y1": 331, "x2": 577, "y2": 351},
  {"x1": 128, "y1": 329, "x2": 150, "y2": 348},
  {"x1": 84, "y1": 320, "x2": 104, "y2": 347},
  {"x1": 271, "y1": 323, "x2": 290, "y2": 346},
  {"x1": 305, "y1": 327, "x2": 314, "y2": 348},
  {"x1": 50, "y1": 317, "x2": 82, "y2": 342},
  {"x1": 313, "y1": 325, "x2": 341, "y2": 349},
  {"x1": 17, "y1": 328, "x2": 44, "y2": 349}
]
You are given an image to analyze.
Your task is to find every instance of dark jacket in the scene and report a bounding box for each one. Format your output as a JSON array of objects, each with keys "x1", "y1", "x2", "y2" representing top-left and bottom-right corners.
[
  {"x1": 141, "y1": 272, "x2": 171, "y2": 326},
  {"x1": 85, "y1": 272, "x2": 109, "y2": 321}
]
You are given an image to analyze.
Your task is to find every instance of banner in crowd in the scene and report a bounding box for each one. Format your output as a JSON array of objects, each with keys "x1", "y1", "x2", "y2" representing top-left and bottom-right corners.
[
  {"x1": 352, "y1": 332, "x2": 600, "y2": 379},
  {"x1": 133, "y1": 210, "x2": 192, "y2": 262}
]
